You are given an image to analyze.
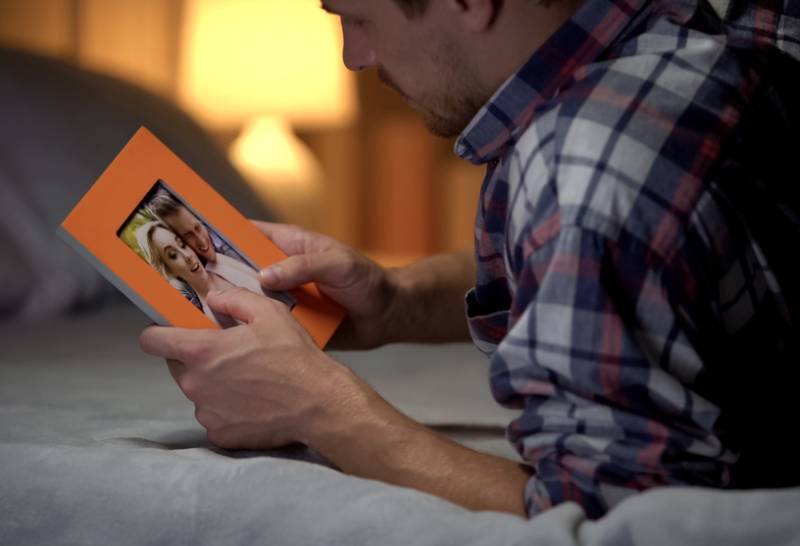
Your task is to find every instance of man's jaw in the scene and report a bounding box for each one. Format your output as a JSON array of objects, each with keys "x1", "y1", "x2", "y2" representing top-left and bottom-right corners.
[
  {"x1": 376, "y1": 66, "x2": 473, "y2": 138},
  {"x1": 196, "y1": 239, "x2": 216, "y2": 262},
  {"x1": 378, "y1": 67, "x2": 409, "y2": 101}
]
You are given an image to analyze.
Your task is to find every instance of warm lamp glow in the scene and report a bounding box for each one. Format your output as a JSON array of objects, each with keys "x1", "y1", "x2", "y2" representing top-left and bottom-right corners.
[
  {"x1": 178, "y1": 0, "x2": 356, "y2": 129},
  {"x1": 177, "y1": 0, "x2": 355, "y2": 229},
  {"x1": 229, "y1": 117, "x2": 322, "y2": 189},
  {"x1": 229, "y1": 116, "x2": 324, "y2": 228}
]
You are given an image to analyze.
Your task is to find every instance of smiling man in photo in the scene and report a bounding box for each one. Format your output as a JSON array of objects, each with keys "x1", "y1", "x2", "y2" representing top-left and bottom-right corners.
[
  {"x1": 146, "y1": 186, "x2": 240, "y2": 266},
  {"x1": 145, "y1": 186, "x2": 295, "y2": 310}
]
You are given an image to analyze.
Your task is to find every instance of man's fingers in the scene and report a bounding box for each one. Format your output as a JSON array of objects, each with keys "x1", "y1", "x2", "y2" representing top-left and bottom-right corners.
[
  {"x1": 166, "y1": 359, "x2": 185, "y2": 384},
  {"x1": 251, "y1": 220, "x2": 312, "y2": 256},
  {"x1": 139, "y1": 325, "x2": 182, "y2": 360},
  {"x1": 207, "y1": 288, "x2": 271, "y2": 324},
  {"x1": 258, "y1": 252, "x2": 344, "y2": 291},
  {"x1": 139, "y1": 326, "x2": 217, "y2": 363}
]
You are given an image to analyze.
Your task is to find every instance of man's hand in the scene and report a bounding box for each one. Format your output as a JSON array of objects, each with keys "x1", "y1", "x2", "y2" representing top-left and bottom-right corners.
[
  {"x1": 138, "y1": 287, "x2": 359, "y2": 450},
  {"x1": 140, "y1": 287, "x2": 531, "y2": 516},
  {"x1": 254, "y1": 221, "x2": 475, "y2": 349},
  {"x1": 254, "y1": 221, "x2": 397, "y2": 350}
]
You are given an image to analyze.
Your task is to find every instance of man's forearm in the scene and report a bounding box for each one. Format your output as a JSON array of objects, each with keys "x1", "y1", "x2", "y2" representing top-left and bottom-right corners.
[
  {"x1": 303, "y1": 364, "x2": 531, "y2": 516},
  {"x1": 383, "y1": 251, "x2": 475, "y2": 344}
]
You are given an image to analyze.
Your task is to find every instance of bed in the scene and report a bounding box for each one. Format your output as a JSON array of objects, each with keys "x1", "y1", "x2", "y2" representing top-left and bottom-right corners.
[
  {"x1": 3, "y1": 302, "x2": 800, "y2": 545},
  {"x1": 1, "y1": 46, "x2": 799, "y2": 546}
]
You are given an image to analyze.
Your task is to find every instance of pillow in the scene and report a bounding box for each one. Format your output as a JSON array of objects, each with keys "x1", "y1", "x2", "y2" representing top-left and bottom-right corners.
[
  {"x1": 0, "y1": 172, "x2": 112, "y2": 318},
  {"x1": 0, "y1": 47, "x2": 275, "y2": 319}
]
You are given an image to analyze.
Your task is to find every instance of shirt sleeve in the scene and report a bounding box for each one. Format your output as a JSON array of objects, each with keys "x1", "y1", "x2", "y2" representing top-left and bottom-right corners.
[{"x1": 489, "y1": 224, "x2": 735, "y2": 519}]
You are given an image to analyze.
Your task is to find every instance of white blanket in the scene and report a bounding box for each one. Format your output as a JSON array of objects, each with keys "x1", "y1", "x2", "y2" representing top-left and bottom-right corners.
[{"x1": 1, "y1": 304, "x2": 798, "y2": 545}]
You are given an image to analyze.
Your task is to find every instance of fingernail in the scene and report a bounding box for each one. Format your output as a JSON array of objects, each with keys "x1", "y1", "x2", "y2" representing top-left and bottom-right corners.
[{"x1": 259, "y1": 266, "x2": 281, "y2": 284}]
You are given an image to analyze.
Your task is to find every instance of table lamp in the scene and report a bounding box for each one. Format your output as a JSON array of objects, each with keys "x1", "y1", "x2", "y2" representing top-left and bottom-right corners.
[{"x1": 177, "y1": 0, "x2": 357, "y2": 226}]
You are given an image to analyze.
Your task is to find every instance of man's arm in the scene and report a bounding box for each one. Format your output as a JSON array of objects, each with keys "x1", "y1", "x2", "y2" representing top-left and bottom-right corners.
[
  {"x1": 305, "y1": 362, "x2": 530, "y2": 514},
  {"x1": 254, "y1": 222, "x2": 474, "y2": 349},
  {"x1": 382, "y1": 250, "x2": 475, "y2": 344},
  {"x1": 139, "y1": 290, "x2": 530, "y2": 516}
]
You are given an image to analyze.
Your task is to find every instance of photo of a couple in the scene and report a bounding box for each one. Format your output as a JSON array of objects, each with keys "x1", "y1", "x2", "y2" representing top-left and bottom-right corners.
[{"x1": 119, "y1": 181, "x2": 295, "y2": 326}]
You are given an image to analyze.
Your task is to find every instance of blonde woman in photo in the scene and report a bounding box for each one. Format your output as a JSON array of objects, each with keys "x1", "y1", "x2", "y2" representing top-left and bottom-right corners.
[
  {"x1": 136, "y1": 221, "x2": 267, "y2": 326},
  {"x1": 144, "y1": 188, "x2": 295, "y2": 309}
]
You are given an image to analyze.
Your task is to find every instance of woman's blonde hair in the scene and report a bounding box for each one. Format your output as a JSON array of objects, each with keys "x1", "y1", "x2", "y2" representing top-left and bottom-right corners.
[{"x1": 135, "y1": 221, "x2": 172, "y2": 279}]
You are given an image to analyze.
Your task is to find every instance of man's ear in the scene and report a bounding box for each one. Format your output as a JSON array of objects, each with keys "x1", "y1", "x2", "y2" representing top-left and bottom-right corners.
[{"x1": 446, "y1": 0, "x2": 500, "y2": 32}]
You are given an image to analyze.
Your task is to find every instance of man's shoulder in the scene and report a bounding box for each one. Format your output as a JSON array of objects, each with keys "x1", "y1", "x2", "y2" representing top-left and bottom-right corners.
[
  {"x1": 549, "y1": 14, "x2": 752, "y2": 163},
  {"x1": 510, "y1": 19, "x2": 752, "y2": 248},
  {"x1": 547, "y1": 17, "x2": 746, "y2": 162},
  {"x1": 210, "y1": 231, "x2": 249, "y2": 263},
  {"x1": 209, "y1": 252, "x2": 237, "y2": 272},
  {"x1": 214, "y1": 251, "x2": 258, "y2": 276}
]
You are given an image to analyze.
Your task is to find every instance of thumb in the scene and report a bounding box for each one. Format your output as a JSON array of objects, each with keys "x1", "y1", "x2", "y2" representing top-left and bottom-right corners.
[
  {"x1": 206, "y1": 288, "x2": 267, "y2": 324},
  {"x1": 259, "y1": 252, "x2": 343, "y2": 291},
  {"x1": 252, "y1": 220, "x2": 327, "y2": 256}
]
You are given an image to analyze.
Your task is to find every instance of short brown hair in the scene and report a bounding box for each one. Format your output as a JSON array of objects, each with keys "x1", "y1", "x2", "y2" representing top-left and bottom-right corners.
[
  {"x1": 392, "y1": 0, "x2": 429, "y2": 17},
  {"x1": 145, "y1": 187, "x2": 183, "y2": 221},
  {"x1": 393, "y1": 0, "x2": 546, "y2": 17},
  {"x1": 135, "y1": 221, "x2": 172, "y2": 279}
]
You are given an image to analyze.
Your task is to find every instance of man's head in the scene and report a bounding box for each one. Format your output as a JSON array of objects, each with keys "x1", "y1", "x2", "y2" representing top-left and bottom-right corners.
[
  {"x1": 390, "y1": 0, "x2": 429, "y2": 17},
  {"x1": 322, "y1": 0, "x2": 583, "y2": 137},
  {"x1": 146, "y1": 190, "x2": 217, "y2": 263}
]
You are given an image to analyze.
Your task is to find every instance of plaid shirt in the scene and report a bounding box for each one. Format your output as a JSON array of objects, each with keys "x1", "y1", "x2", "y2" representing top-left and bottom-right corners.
[{"x1": 457, "y1": 0, "x2": 800, "y2": 519}]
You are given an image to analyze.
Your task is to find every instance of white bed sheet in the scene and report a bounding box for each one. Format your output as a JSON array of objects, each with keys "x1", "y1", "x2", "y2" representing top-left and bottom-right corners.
[{"x1": 1, "y1": 303, "x2": 798, "y2": 545}]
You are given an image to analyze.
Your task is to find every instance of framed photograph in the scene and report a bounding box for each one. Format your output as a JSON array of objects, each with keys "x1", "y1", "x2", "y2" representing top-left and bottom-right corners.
[{"x1": 59, "y1": 127, "x2": 344, "y2": 348}]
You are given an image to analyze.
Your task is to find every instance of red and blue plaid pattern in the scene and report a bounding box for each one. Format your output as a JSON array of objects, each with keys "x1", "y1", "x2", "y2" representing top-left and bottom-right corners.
[{"x1": 457, "y1": 0, "x2": 800, "y2": 519}]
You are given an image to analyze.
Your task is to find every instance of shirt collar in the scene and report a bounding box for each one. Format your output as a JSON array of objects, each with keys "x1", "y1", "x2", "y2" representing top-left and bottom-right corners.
[
  {"x1": 455, "y1": 0, "x2": 800, "y2": 165},
  {"x1": 454, "y1": 0, "x2": 687, "y2": 165}
]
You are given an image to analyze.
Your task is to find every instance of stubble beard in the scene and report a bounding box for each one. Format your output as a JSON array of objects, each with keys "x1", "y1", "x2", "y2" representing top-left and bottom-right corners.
[{"x1": 378, "y1": 40, "x2": 487, "y2": 139}]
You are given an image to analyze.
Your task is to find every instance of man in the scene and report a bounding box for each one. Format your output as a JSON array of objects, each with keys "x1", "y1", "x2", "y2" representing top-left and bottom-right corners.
[
  {"x1": 146, "y1": 187, "x2": 240, "y2": 265},
  {"x1": 140, "y1": 0, "x2": 800, "y2": 519}
]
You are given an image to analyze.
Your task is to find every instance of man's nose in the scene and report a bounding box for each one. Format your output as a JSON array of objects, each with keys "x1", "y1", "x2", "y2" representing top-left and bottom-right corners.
[{"x1": 341, "y1": 26, "x2": 377, "y2": 71}]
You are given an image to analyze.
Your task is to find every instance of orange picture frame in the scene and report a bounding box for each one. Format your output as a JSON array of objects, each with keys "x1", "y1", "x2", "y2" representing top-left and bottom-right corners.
[{"x1": 58, "y1": 127, "x2": 344, "y2": 348}]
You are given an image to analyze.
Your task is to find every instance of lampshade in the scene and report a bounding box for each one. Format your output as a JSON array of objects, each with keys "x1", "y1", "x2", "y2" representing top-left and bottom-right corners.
[{"x1": 178, "y1": 0, "x2": 357, "y2": 129}]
